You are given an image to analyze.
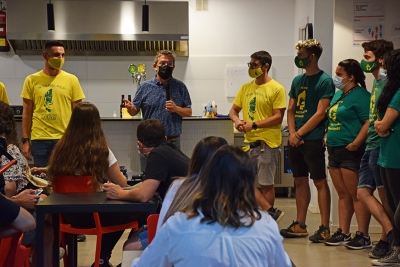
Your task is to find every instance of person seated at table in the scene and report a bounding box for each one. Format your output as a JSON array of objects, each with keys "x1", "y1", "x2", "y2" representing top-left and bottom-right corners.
[
  {"x1": 103, "y1": 118, "x2": 190, "y2": 207},
  {"x1": 0, "y1": 193, "x2": 36, "y2": 238},
  {"x1": 122, "y1": 136, "x2": 228, "y2": 252},
  {"x1": 47, "y1": 102, "x2": 137, "y2": 267},
  {"x1": 0, "y1": 101, "x2": 56, "y2": 267},
  {"x1": 131, "y1": 145, "x2": 292, "y2": 267}
]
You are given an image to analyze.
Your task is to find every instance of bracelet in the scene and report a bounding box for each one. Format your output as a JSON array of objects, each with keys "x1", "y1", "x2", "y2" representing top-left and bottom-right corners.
[{"x1": 294, "y1": 132, "x2": 303, "y2": 140}]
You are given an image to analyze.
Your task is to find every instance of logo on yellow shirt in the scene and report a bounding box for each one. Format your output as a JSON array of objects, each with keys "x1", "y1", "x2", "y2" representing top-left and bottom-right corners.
[
  {"x1": 44, "y1": 89, "x2": 53, "y2": 112},
  {"x1": 248, "y1": 97, "x2": 256, "y2": 121}
]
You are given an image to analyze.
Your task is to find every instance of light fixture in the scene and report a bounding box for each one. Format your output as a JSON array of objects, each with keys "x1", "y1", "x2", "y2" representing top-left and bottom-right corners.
[
  {"x1": 142, "y1": 0, "x2": 149, "y2": 32},
  {"x1": 47, "y1": 0, "x2": 55, "y2": 31}
]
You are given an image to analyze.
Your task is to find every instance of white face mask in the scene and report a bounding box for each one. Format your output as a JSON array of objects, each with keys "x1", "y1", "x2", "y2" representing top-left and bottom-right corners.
[
  {"x1": 379, "y1": 69, "x2": 388, "y2": 82},
  {"x1": 333, "y1": 75, "x2": 349, "y2": 90}
]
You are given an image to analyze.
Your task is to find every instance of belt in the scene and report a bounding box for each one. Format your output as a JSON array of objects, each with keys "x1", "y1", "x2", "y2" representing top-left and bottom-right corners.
[
  {"x1": 249, "y1": 140, "x2": 262, "y2": 149},
  {"x1": 167, "y1": 135, "x2": 180, "y2": 142}
]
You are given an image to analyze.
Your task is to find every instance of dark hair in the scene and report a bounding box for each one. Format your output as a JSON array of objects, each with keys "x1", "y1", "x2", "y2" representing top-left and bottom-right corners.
[
  {"x1": 338, "y1": 59, "x2": 366, "y2": 89},
  {"x1": 295, "y1": 39, "x2": 323, "y2": 59},
  {"x1": 163, "y1": 136, "x2": 228, "y2": 224},
  {"x1": 137, "y1": 119, "x2": 165, "y2": 147},
  {"x1": 251, "y1": 51, "x2": 272, "y2": 72},
  {"x1": 377, "y1": 49, "x2": 400, "y2": 112},
  {"x1": 48, "y1": 102, "x2": 109, "y2": 189},
  {"x1": 183, "y1": 145, "x2": 261, "y2": 229},
  {"x1": 154, "y1": 50, "x2": 176, "y2": 64},
  {"x1": 362, "y1": 39, "x2": 394, "y2": 60},
  {"x1": 0, "y1": 102, "x2": 20, "y2": 147},
  {"x1": 44, "y1": 41, "x2": 65, "y2": 50}
]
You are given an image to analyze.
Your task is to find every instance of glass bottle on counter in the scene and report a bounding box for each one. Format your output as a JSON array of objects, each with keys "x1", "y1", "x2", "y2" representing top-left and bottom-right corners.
[
  {"x1": 120, "y1": 94, "x2": 126, "y2": 118},
  {"x1": 128, "y1": 94, "x2": 132, "y2": 103}
]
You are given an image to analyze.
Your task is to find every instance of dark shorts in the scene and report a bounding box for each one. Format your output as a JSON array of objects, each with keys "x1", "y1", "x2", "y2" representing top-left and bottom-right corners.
[
  {"x1": 288, "y1": 139, "x2": 326, "y2": 180},
  {"x1": 358, "y1": 148, "x2": 383, "y2": 190},
  {"x1": 31, "y1": 140, "x2": 59, "y2": 167},
  {"x1": 327, "y1": 145, "x2": 365, "y2": 171}
]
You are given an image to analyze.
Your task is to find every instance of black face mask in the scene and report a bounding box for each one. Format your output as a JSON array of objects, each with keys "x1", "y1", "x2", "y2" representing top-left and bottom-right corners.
[{"x1": 158, "y1": 65, "x2": 173, "y2": 80}]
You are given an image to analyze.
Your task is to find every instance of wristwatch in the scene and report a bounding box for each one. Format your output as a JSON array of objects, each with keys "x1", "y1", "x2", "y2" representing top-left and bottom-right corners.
[
  {"x1": 21, "y1": 137, "x2": 30, "y2": 144},
  {"x1": 252, "y1": 122, "x2": 258, "y2": 130}
]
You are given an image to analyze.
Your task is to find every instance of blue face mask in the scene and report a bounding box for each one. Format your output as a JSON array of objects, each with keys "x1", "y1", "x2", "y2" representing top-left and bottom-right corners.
[
  {"x1": 333, "y1": 75, "x2": 349, "y2": 90},
  {"x1": 379, "y1": 69, "x2": 388, "y2": 82}
]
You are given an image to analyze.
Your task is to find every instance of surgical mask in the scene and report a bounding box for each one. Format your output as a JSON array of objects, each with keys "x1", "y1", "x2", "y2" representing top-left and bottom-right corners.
[
  {"x1": 333, "y1": 75, "x2": 349, "y2": 90},
  {"x1": 360, "y1": 60, "x2": 375, "y2": 73},
  {"x1": 295, "y1": 56, "x2": 310, "y2": 68},
  {"x1": 248, "y1": 67, "x2": 263, "y2": 78},
  {"x1": 158, "y1": 65, "x2": 173, "y2": 80},
  {"x1": 48, "y1": 57, "x2": 64, "y2": 70},
  {"x1": 379, "y1": 69, "x2": 388, "y2": 82}
]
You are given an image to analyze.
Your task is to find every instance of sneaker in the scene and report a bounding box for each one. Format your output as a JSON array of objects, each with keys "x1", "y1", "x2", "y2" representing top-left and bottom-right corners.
[
  {"x1": 371, "y1": 249, "x2": 400, "y2": 266},
  {"x1": 280, "y1": 221, "x2": 308, "y2": 237},
  {"x1": 369, "y1": 240, "x2": 390, "y2": 259},
  {"x1": 91, "y1": 258, "x2": 113, "y2": 267},
  {"x1": 267, "y1": 207, "x2": 285, "y2": 223},
  {"x1": 345, "y1": 231, "x2": 372, "y2": 249},
  {"x1": 324, "y1": 228, "x2": 351, "y2": 246},
  {"x1": 59, "y1": 247, "x2": 65, "y2": 260},
  {"x1": 309, "y1": 225, "x2": 330, "y2": 243},
  {"x1": 77, "y1": 234, "x2": 86, "y2": 242}
]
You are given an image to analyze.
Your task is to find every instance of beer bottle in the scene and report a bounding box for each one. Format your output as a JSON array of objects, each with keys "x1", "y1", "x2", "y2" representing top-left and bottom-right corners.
[
  {"x1": 120, "y1": 95, "x2": 125, "y2": 118},
  {"x1": 128, "y1": 94, "x2": 132, "y2": 102}
]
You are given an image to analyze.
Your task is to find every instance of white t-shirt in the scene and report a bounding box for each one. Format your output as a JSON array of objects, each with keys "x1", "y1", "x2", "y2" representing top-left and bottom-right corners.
[
  {"x1": 157, "y1": 178, "x2": 184, "y2": 230},
  {"x1": 108, "y1": 149, "x2": 117, "y2": 167},
  {"x1": 132, "y1": 211, "x2": 292, "y2": 267}
]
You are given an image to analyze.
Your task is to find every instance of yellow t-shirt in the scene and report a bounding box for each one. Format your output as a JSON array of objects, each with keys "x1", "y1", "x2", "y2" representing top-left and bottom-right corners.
[
  {"x1": 20, "y1": 70, "x2": 85, "y2": 140},
  {"x1": 233, "y1": 79, "x2": 286, "y2": 148},
  {"x1": 0, "y1": 82, "x2": 10, "y2": 104}
]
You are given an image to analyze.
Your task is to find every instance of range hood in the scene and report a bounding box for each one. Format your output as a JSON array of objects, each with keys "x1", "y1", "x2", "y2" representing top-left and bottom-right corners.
[{"x1": 6, "y1": 0, "x2": 189, "y2": 56}]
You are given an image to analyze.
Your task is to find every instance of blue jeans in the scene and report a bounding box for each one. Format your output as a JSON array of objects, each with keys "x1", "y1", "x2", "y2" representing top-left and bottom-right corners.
[
  {"x1": 31, "y1": 140, "x2": 59, "y2": 167},
  {"x1": 358, "y1": 148, "x2": 383, "y2": 190}
]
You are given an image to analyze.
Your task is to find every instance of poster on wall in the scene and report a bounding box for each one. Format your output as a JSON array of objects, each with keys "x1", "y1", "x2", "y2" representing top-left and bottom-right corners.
[
  {"x1": 353, "y1": 0, "x2": 386, "y2": 46},
  {"x1": 391, "y1": 23, "x2": 400, "y2": 49}
]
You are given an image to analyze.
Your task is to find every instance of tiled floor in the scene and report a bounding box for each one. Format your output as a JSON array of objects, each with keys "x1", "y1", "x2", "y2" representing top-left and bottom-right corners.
[{"x1": 65, "y1": 197, "x2": 381, "y2": 267}]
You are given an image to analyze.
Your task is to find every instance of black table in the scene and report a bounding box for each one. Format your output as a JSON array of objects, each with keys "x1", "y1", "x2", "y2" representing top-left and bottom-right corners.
[{"x1": 35, "y1": 192, "x2": 157, "y2": 267}]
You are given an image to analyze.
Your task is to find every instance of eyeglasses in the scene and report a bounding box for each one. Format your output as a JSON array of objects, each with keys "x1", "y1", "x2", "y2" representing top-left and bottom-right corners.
[
  {"x1": 157, "y1": 61, "x2": 174, "y2": 67},
  {"x1": 247, "y1": 62, "x2": 262, "y2": 68}
]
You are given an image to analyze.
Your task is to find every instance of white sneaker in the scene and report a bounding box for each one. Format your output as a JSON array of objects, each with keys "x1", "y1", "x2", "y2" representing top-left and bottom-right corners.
[{"x1": 371, "y1": 249, "x2": 400, "y2": 266}]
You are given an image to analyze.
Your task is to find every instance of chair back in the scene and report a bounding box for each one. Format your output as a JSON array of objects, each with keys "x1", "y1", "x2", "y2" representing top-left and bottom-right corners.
[
  {"x1": 147, "y1": 214, "x2": 160, "y2": 244},
  {"x1": 0, "y1": 232, "x2": 22, "y2": 267},
  {"x1": 53, "y1": 175, "x2": 97, "y2": 193}
]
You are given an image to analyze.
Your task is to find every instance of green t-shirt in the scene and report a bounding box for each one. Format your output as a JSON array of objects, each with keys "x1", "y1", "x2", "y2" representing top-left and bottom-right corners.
[
  {"x1": 288, "y1": 71, "x2": 335, "y2": 140},
  {"x1": 377, "y1": 88, "x2": 400, "y2": 168},
  {"x1": 365, "y1": 79, "x2": 385, "y2": 151},
  {"x1": 326, "y1": 87, "x2": 370, "y2": 147}
]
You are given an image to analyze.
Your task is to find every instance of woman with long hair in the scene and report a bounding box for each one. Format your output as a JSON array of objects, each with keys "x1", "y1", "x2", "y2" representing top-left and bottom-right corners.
[
  {"x1": 48, "y1": 102, "x2": 134, "y2": 267},
  {"x1": 122, "y1": 136, "x2": 227, "y2": 252},
  {"x1": 131, "y1": 145, "x2": 291, "y2": 267},
  {"x1": 373, "y1": 49, "x2": 400, "y2": 265},
  {"x1": 324, "y1": 59, "x2": 372, "y2": 248}
]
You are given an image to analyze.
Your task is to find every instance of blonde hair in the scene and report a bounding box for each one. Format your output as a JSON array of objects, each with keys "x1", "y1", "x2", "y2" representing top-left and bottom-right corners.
[{"x1": 295, "y1": 39, "x2": 323, "y2": 59}]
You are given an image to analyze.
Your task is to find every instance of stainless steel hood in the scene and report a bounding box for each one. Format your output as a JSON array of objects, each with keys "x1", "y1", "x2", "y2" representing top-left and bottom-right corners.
[{"x1": 7, "y1": 1, "x2": 189, "y2": 56}]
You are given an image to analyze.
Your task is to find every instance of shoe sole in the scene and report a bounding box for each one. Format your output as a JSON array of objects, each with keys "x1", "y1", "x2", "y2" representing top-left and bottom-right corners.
[
  {"x1": 369, "y1": 252, "x2": 388, "y2": 259},
  {"x1": 345, "y1": 244, "x2": 372, "y2": 250},
  {"x1": 324, "y1": 241, "x2": 350, "y2": 246},
  {"x1": 370, "y1": 261, "x2": 400, "y2": 266},
  {"x1": 280, "y1": 232, "x2": 309, "y2": 238},
  {"x1": 275, "y1": 211, "x2": 285, "y2": 223}
]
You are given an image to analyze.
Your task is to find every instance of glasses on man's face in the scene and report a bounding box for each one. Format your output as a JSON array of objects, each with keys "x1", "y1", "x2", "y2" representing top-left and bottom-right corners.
[
  {"x1": 157, "y1": 61, "x2": 174, "y2": 67},
  {"x1": 247, "y1": 62, "x2": 261, "y2": 68}
]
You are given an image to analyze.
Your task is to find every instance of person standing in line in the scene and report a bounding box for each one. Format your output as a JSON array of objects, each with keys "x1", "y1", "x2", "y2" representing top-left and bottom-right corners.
[
  {"x1": 0, "y1": 82, "x2": 9, "y2": 104},
  {"x1": 356, "y1": 39, "x2": 394, "y2": 258},
  {"x1": 20, "y1": 41, "x2": 85, "y2": 168},
  {"x1": 229, "y1": 50, "x2": 286, "y2": 222},
  {"x1": 123, "y1": 50, "x2": 192, "y2": 171},
  {"x1": 372, "y1": 49, "x2": 400, "y2": 266},
  {"x1": 281, "y1": 39, "x2": 335, "y2": 243},
  {"x1": 323, "y1": 59, "x2": 371, "y2": 249}
]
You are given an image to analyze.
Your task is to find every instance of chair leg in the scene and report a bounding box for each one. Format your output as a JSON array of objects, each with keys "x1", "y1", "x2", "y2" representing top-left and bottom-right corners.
[{"x1": 94, "y1": 234, "x2": 102, "y2": 267}]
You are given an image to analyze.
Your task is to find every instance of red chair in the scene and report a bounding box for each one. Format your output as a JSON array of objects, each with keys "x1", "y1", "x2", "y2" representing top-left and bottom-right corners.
[
  {"x1": 53, "y1": 175, "x2": 139, "y2": 267},
  {"x1": 0, "y1": 232, "x2": 32, "y2": 267},
  {"x1": 147, "y1": 214, "x2": 159, "y2": 244}
]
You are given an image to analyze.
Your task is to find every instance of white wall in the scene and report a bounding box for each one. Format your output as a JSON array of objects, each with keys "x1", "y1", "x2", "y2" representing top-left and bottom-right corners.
[{"x1": 0, "y1": 0, "x2": 296, "y2": 118}]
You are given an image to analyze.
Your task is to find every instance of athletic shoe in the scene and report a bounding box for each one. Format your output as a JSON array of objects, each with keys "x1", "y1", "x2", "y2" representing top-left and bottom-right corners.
[
  {"x1": 77, "y1": 234, "x2": 86, "y2": 242},
  {"x1": 371, "y1": 249, "x2": 400, "y2": 266},
  {"x1": 91, "y1": 259, "x2": 113, "y2": 267},
  {"x1": 345, "y1": 231, "x2": 372, "y2": 249},
  {"x1": 267, "y1": 207, "x2": 285, "y2": 223},
  {"x1": 280, "y1": 221, "x2": 308, "y2": 237},
  {"x1": 309, "y1": 225, "x2": 330, "y2": 243},
  {"x1": 369, "y1": 240, "x2": 390, "y2": 259},
  {"x1": 324, "y1": 228, "x2": 351, "y2": 246},
  {"x1": 59, "y1": 247, "x2": 65, "y2": 260}
]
